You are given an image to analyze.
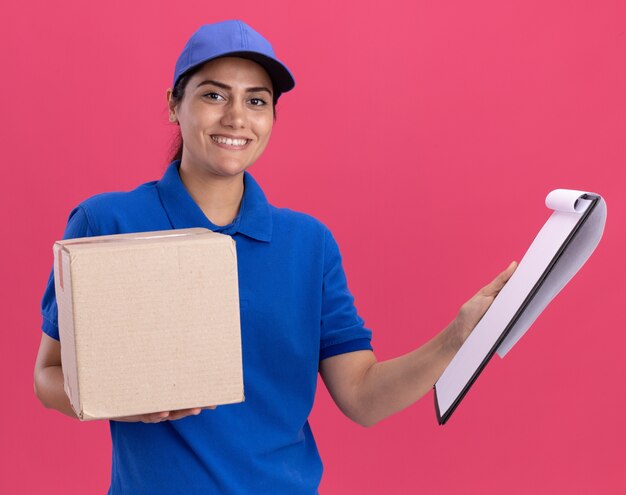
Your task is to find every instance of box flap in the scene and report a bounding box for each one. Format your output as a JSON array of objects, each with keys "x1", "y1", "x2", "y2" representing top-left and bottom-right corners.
[{"x1": 55, "y1": 227, "x2": 215, "y2": 250}]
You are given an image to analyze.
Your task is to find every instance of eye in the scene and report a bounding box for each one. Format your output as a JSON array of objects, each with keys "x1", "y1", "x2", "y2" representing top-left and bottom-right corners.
[
  {"x1": 202, "y1": 92, "x2": 225, "y2": 101},
  {"x1": 249, "y1": 98, "x2": 267, "y2": 107}
]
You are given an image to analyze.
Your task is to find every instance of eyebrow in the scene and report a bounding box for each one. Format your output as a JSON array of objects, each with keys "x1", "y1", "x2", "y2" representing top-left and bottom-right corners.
[{"x1": 195, "y1": 79, "x2": 272, "y2": 96}]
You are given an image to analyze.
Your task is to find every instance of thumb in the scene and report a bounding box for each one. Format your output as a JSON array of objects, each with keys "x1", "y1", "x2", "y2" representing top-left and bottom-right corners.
[{"x1": 481, "y1": 261, "x2": 518, "y2": 297}]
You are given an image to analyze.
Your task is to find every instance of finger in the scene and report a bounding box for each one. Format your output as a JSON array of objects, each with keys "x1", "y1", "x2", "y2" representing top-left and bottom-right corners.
[
  {"x1": 144, "y1": 411, "x2": 170, "y2": 423},
  {"x1": 168, "y1": 408, "x2": 203, "y2": 421},
  {"x1": 119, "y1": 408, "x2": 205, "y2": 423},
  {"x1": 164, "y1": 412, "x2": 186, "y2": 421},
  {"x1": 481, "y1": 261, "x2": 518, "y2": 297}
]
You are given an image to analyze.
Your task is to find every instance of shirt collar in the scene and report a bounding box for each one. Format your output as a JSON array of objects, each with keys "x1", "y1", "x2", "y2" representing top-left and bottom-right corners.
[{"x1": 156, "y1": 160, "x2": 272, "y2": 242}]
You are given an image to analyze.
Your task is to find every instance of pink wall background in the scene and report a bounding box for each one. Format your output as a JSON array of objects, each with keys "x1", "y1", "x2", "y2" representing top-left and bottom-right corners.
[{"x1": 2, "y1": 0, "x2": 624, "y2": 493}]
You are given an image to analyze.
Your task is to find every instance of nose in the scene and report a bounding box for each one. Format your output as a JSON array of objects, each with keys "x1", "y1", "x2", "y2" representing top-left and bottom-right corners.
[{"x1": 220, "y1": 99, "x2": 246, "y2": 129}]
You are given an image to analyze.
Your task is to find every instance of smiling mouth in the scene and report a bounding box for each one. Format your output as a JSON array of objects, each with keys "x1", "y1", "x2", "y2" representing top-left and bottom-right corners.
[{"x1": 211, "y1": 135, "x2": 250, "y2": 149}]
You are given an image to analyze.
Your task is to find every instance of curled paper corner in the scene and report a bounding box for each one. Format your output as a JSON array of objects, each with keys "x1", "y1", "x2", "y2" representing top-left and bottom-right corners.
[{"x1": 545, "y1": 188, "x2": 590, "y2": 213}]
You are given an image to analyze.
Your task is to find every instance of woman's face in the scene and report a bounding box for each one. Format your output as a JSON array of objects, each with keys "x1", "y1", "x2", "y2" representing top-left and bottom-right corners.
[{"x1": 167, "y1": 56, "x2": 274, "y2": 178}]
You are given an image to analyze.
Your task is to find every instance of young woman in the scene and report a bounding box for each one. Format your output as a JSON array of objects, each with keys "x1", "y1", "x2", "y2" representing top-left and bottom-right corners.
[{"x1": 34, "y1": 20, "x2": 516, "y2": 494}]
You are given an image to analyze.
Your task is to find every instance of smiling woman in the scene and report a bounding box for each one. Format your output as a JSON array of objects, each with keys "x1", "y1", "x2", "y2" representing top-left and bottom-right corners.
[
  {"x1": 168, "y1": 57, "x2": 275, "y2": 182},
  {"x1": 34, "y1": 18, "x2": 516, "y2": 495},
  {"x1": 168, "y1": 63, "x2": 279, "y2": 163},
  {"x1": 166, "y1": 56, "x2": 278, "y2": 226}
]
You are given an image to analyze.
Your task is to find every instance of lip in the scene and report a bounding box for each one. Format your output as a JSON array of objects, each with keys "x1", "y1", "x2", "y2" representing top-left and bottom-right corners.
[
  {"x1": 210, "y1": 134, "x2": 251, "y2": 151},
  {"x1": 211, "y1": 133, "x2": 252, "y2": 140}
]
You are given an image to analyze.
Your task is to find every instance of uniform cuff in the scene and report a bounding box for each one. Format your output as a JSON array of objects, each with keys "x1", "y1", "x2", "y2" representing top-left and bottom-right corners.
[{"x1": 319, "y1": 338, "x2": 372, "y2": 361}]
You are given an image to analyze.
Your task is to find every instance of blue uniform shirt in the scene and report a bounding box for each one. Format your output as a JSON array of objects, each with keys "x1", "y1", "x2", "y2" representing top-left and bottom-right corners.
[{"x1": 40, "y1": 160, "x2": 373, "y2": 494}]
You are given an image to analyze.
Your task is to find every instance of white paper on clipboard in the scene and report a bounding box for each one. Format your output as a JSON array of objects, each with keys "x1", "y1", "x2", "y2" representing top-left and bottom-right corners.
[{"x1": 434, "y1": 189, "x2": 607, "y2": 424}]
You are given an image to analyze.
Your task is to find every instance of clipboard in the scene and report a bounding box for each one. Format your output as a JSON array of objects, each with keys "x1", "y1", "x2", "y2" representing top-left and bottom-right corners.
[{"x1": 434, "y1": 189, "x2": 607, "y2": 425}]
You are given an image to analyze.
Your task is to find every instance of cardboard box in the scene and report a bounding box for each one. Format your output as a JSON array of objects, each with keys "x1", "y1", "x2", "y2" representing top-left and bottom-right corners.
[{"x1": 53, "y1": 227, "x2": 244, "y2": 420}]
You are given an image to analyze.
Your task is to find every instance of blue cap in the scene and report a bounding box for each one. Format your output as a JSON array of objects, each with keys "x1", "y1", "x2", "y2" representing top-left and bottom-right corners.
[{"x1": 173, "y1": 20, "x2": 296, "y2": 101}]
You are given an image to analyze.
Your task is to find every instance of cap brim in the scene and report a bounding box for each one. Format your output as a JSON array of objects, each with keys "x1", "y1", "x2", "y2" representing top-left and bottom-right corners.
[
  {"x1": 176, "y1": 51, "x2": 295, "y2": 99},
  {"x1": 226, "y1": 51, "x2": 295, "y2": 95}
]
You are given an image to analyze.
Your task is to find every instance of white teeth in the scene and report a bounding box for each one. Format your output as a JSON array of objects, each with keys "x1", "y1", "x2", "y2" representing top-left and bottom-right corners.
[{"x1": 212, "y1": 136, "x2": 248, "y2": 146}]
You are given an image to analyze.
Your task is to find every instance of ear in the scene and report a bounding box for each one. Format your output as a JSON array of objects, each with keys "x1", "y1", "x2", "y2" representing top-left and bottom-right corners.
[{"x1": 165, "y1": 89, "x2": 178, "y2": 123}]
